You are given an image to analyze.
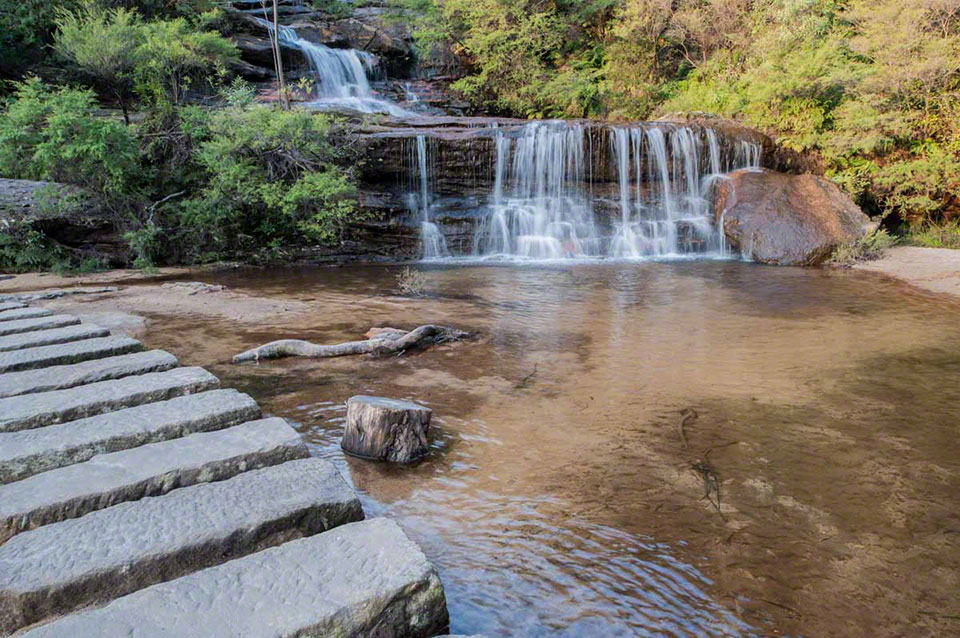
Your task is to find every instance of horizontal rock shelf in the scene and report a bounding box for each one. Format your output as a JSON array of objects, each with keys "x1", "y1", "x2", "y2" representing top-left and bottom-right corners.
[
  {"x1": 0, "y1": 366, "x2": 220, "y2": 432},
  {"x1": 21, "y1": 518, "x2": 449, "y2": 638},
  {"x1": 0, "y1": 314, "x2": 80, "y2": 337},
  {"x1": 0, "y1": 389, "x2": 261, "y2": 483},
  {"x1": 0, "y1": 302, "x2": 25, "y2": 312},
  {"x1": 0, "y1": 349, "x2": 177, "y2": 398},
  {"x1": 0, "y1": 458, "x2": 363, "y2": 633},
  {"x1": 0, "y1": 323, "x2": 109, "y2": 352},
  {"x1": 0, "y1": 335, "x2": 144, "y2": 374},
  {"x1": 0, "y1": 418, "x2": 308, "y2": 542},
  {"x1": 0, "y1": 307, "x2": 52, "y2": 323}
]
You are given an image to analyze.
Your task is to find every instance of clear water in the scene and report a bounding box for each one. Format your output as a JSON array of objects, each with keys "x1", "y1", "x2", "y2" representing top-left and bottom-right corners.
[{"x1": 140, "y1": 261, "x2": 960, "y2": 638}]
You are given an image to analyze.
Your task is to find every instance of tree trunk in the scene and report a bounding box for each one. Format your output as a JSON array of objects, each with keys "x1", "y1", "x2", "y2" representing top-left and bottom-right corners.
[{"x1": 232, "y1": 325, "x2": 470, "y2": 364}]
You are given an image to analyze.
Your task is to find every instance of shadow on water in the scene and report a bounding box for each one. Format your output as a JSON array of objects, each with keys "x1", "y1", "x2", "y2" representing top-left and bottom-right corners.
[{"x1": 140, "y1": 261, "x2": 960, "y2": 637}]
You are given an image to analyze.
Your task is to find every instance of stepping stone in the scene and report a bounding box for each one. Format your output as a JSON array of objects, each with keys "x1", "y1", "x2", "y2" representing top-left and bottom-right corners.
[
  {"x1": 0, "y1": 323, "x2": 109, "y2": 352},
  {"x1": 0, "y1": 389, "x2": 261, "y2": 484},
  {"x1": 0, "y1": 302, "x2": 25, "y2": 312},
  {"x1": 0, "y1": 417, "x2": 308, "y2": 542},
  {"x1": 20, "y1": 518, "x2": 449, "y2": 638},
  {"x1": 343, "y1": 395, "x2": 432, "y2": 462},
  {"x1": 0, "y1": 349, "x2": 178, "y2": 398},
  {"x1": 0, "y1": 335, "x2": 143, "y2": 373},
  {"x1": 0, "y1": 315, "x2": 79, "y2": 337},
  {"x1": 0, "y1": 458, "x2": 363, "y2": 633},
  {"x1": 0, "y1": 366, "x2": 219, "y2": 432},
  {"x1": 0, "y1": 307, "x2": 52, "y2": 323}
]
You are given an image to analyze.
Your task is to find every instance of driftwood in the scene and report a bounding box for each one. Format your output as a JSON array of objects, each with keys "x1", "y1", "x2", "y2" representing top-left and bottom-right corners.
[{"x1": 232, "y1": 324, "x2": 470, "y2": 364}]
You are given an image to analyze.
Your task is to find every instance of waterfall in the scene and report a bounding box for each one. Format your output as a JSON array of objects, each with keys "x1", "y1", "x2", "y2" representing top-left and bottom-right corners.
[
  {"x1": 473, "y1": 122, "x2": 601, "y2": 259},
  {"x1": 464, "y1": 121, "x2": 763, "y2": 260},
  {"x1": 407, "y1": 135, "x2": 449, "y2": 259},
  {"x1": 251, "y1": 17, "x2": 408, "y2": 116}
]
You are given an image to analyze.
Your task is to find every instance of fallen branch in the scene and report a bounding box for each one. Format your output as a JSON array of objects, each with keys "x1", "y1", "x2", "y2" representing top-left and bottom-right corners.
[{"x1": 232, "y1": 324, "x2": 471, "y2": 364}]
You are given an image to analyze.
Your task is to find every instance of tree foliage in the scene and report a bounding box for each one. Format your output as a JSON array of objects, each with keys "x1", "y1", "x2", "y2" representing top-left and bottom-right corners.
[{"x1": 392, "y1": 0, "x2": 960, "y2": 223}]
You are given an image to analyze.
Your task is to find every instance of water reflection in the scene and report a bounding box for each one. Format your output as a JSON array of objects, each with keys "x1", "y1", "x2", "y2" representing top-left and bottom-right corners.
[{"x1": 154, "y1": 261, "x2": 960, "y2": 637}]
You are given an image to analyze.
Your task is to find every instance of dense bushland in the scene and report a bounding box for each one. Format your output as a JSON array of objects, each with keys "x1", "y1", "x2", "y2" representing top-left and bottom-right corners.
[
  {"x1": 0, "y1": 1, "x2": 361, "y2": 271},
  {"x1": 392, "y1": 0, "x2": 960, "y2": 225}
]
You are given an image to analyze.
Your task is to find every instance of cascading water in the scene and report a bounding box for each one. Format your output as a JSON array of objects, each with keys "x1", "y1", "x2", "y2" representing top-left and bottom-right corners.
[
  {"x1": 473, "y1": 122, "x2": 602, "y2": 259},
  {"x1": 252, "y1": 17, "x2": 408, "y2": 116},
  {"x1": 466, "y1": 121, "x2": 762, "y2": 260},
  {"x1": 407, "y1": 135, "x2": 449, "y2": 259}
]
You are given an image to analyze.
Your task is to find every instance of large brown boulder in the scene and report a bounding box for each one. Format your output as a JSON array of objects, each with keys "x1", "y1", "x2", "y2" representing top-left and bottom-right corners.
[{"x1": 713, "y1": 169, "x2": 872, "y2": 266}]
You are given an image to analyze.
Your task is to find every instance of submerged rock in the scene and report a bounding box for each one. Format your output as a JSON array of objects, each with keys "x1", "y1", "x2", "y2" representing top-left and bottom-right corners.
[
  {"x1": 713, "y1": 168, "x2": 872, "y2": 266},
  {"x1": 342, "y1": 395, "x2": 431, "y2": 463}
]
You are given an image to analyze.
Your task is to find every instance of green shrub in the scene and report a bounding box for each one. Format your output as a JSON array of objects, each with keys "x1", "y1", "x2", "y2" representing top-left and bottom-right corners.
[
  {"x1": 829, "y1": 230, "x2": 897, "y2": 266},
  {"x1": 905, "y1": 220, "x2": 960, "y2": 249},
  {"x1": 0, "y1": 78, "x2": 140, "y2": 204},
  {"x1": 170, "y1": 106, "x2": 361, "y2": 260}
]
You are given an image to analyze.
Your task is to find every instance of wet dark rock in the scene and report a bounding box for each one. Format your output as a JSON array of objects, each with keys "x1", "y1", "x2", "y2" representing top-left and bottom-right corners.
[
  {"x1": 0, "y1": 178, "x2": 126, "y2": 265},
  {"x1": 342, "y1": 395, "x2": 432, "y2": 463},
  {"x1": 713, "y1": 168, "x2": 872, "y2": 266}
]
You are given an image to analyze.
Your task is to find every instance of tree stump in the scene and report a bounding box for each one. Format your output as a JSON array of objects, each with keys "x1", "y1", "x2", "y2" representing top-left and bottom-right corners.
[{"x1": 341, "y1": 396, "x2": 432, "y2": 463}]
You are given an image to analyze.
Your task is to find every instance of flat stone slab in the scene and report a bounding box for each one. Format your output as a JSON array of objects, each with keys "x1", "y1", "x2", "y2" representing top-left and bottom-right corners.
[
  {"x1": 0, "y1": 315, "x2": 79, "y2": 337},
  {"x1": 0, "y1": 349, "x2": 177, "y2": 398},
  {"x1": 0, "y1": 335, "x2": 143, "y2": 373},
  {"x1": 0, "y1": 458, "x2": 362, "y2": 633},
  {"x1": 21, "y1": 518, "x2": 449, "y2": 638},
  {"x1": 0, "y1": 417, "x2": 308, "y2": 542},
  {"x1": 0, "y1": 366, "x2": 220, "y2": 432},
  {"x1": 0, "y1": 389, "x2": 261, "y2": 483},
  {"x1": 0, "y1": 307, "x2": 52, "y2": 323},
  {"x1": 0, "y1": 302, "x2": 25, "y2": 312},
  {"x1": 0, "y1": 323, "x2": 109, "y2": 352}
]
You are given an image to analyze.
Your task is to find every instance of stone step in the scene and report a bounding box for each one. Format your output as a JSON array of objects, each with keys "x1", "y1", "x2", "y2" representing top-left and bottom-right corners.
[
  {"x1": 0, "y1": 367, "x2": 220, "y2": 432},
  {"x1": 0, "y1": 323, "x2": 109, "y2": 352},
  {"x1": 0, "y1": 458, "x2": 363, "y2": 633},
  {"x1": 19, "y1": 518, "x2": 449, "y2": 638},
  {"x1": 0, "y1": 389, "x2": 261, "y2": 483},
  {"x1": 0, "y1": 417, "x2": 308, "y2": 543},
  {"x1": 0, "y1": 302, "x2": 25, "y2": 312},
  {"x1": 0, "y1": 307, "x2": 52, "y2": 323},
  {"x1": 0, "y1": 315, "x2": 79, "y2": 337},
  {"x1": 0, "y1": 349, "x2": 178, "y2": 398},
  {"x1": 0, "y1": 335, "x2": 144, "y2": 374}
]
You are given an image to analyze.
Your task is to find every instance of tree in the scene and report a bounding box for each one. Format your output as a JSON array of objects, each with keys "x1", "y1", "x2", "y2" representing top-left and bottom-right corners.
[{"x1": 54, "y1": 1, "x2": 141, "y2": 124}]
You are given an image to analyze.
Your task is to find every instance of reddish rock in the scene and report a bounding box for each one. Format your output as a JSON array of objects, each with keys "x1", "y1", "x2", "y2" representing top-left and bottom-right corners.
[{"x1": 713, "y1": 168, "x2": 872, "y2": 266}]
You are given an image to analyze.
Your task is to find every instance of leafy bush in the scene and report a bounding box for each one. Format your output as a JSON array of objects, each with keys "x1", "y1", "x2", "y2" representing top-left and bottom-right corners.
[
  {"x1": 0, "y1": 78, "x2": 140, "y2": 205},
  {"x1": 905, "y1": 220, "x2": 960, "y2": 249},
  {"x1": 829, "y1": 230, "x2": 897, "y2": 266},
  {"x1": 169, "y1": 106, "x2": 361, "y2": 261}
]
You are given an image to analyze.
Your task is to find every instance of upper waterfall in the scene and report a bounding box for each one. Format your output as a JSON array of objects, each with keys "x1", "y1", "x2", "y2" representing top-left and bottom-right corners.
[{"x1": 252, "y1": 17, "x2": 408, "y2": 116}]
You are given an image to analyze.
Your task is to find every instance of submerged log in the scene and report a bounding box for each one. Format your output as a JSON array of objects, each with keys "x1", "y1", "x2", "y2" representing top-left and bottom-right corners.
[
  {"x1": 232, "y1": 325, "x2": 469, "y2": 364},
  {"x1": 342, "y1": 396, "x2": 431, "y2": 463}
]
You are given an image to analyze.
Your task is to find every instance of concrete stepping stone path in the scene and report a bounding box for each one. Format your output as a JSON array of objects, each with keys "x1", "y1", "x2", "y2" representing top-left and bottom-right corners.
[
  {"x1": 0, "y1": 323, "x2": 110, "y2": 352},
  {"x1": 0, "y1": 366, "x2": 220, "y2": 432},
  {"x1": 19, "y1": 519, "x2": 449, "y2": 638},
  {"x1": 0, "y1": 315, "x2": 79, "y2": 337},
  {"x1": 0, "y1": 303, "x2": 450, "y2": 637},
  {"x1": 0, "y1": 458, "x2": 363, "y2": 633},
  {"x1": 0, "y1": 389, "x2": 261, "y2": 483}
]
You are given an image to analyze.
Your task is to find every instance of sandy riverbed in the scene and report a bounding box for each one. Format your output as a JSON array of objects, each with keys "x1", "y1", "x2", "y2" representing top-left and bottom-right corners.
[{"x1": 853, "y1": 246, "x2": 960, "y2": 298}]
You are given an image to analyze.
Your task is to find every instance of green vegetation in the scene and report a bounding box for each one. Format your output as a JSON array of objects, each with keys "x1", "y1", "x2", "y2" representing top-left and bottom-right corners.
[
  {"x1": 829, "y1": 229, "x2": 897, "y2": 266},
  {"x1": 905, "y1": 220, "x2": 960, "y2": 249},
  {"x1": 0, "y1": 1, "x2": 362, "y2": 272},
  {"x1": 392, "y1": 0, "x2": 960, "y2": 226}
]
